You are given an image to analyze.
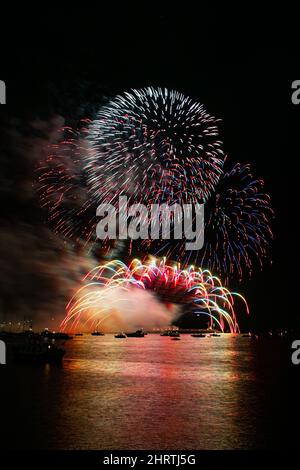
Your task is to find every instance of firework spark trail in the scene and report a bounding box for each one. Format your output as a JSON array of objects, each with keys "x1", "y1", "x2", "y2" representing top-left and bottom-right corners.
[{"x1": 60, "y1": 257, "x2": 249, "y2": 333}]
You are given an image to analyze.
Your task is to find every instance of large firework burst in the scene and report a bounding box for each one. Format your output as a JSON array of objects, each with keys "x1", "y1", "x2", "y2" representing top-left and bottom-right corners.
[
  {"x1": 200, "y1": 162, "x2": 274, "y2": 281},
  {"x1": 137, "y1": 161, "x2": 273, "y2": 281},
  {"x1": 86, "y1": 87, "x2": 225, "y2": 206},
  {"x1": 60, "y1": 257, "x2": 249, "y2": 333}
]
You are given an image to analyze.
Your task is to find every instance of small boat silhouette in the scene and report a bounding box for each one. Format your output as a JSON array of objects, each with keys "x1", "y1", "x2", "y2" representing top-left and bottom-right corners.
[
  {"x1": 125, "y1": 329, "x2": 145, "y2": 337},
  {"x1": 169, "y1": 331, "x2": 180, "y2": 337},
  {"x1": 115, "y1": 332, "x2": 126, "y2": 339}
]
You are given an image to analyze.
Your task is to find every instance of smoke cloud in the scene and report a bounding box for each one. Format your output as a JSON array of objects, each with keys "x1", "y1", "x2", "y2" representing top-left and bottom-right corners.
[{"x1": 64, "y1": 284, "x2": 181, "y2": 332}]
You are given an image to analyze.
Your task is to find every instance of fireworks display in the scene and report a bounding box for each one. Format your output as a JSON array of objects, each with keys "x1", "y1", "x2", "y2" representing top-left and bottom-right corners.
[
  {"x1": 61, "y1": 258, "x2": 249, "y2": 333},
  {"x1": 37, "y1": 87, "x2": 273, "y2": 287}
]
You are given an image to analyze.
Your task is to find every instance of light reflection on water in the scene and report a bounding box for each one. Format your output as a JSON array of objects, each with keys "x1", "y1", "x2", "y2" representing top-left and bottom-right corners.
[{"x1": 0, "y1": 334, "x2": 291, "y2": 449}]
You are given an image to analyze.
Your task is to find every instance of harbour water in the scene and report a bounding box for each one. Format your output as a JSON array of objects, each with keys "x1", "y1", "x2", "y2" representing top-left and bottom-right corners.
[{"x1": 0, "y1": 334, "x2": 296, "y2": 449}]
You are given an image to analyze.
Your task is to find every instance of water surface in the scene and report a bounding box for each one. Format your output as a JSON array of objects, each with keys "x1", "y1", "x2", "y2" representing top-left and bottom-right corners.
[{"x1": 0, "y1": 334, "x2": 295, "y2": 449}]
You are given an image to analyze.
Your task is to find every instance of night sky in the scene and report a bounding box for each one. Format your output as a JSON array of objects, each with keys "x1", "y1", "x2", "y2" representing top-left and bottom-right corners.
[{"x1": 0, "y1": 5, "x2": 297, "y2": 330}]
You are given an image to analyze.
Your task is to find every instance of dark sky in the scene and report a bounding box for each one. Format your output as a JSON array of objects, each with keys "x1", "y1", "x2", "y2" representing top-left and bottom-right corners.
[{"x1": 0, "y1": 5, "x2": 297, "y2": 330}]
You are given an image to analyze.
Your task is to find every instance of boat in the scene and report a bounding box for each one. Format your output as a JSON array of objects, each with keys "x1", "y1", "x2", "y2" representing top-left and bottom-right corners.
[
  {"x1": 191, "y1": 333, "x2": 206, "y2": 338},
  {"x1": 115, "y1": 332, "x2": 126, "y2": 339},
  {"x1": 54, "y1": 332, "x2": 72, "y2": 340},
  {"x1": 91, "y1": 331, "x2": 105, "y2": 336},
  {"x1": 12, "y1": 339, "x2": 65, "y2": 364},
  {"x1": 169, "y1": 330, "x2": 180, "y2": 337},
  {"x1": 74, "y1": 333, "x2": 83, "y2": 336},
  {"x1": 41, "y1": 330, "x2": 72, "y2": 340},
  {"x1": 125, "y1": 329, "x2": 145, "y2": 337},
  {"x1": 171, "y1": 337, "x2": 181, "y2": 341}
]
